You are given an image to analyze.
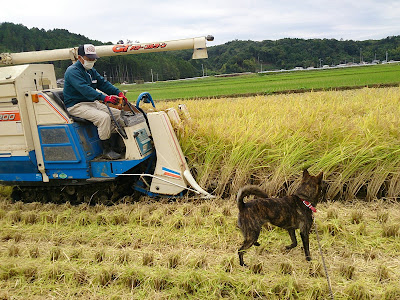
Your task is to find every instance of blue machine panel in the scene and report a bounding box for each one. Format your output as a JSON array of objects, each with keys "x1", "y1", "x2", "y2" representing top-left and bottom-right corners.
[
  {"x1": 0, "y1": 121, "x2": 152, "y2": 184},
  {"x1": 91, "y1": 153, "x2": 152, "y2": 178},
  {"x1": 0, "y1": 151, "x2": 42, "y2": 182},
  {"x1": 39, "y1": 125, "x2": 81, "y2": 163},
  {"x1": 38, "y1": 123, "x2": 101, "y2": 180},
  {"x1": 134, "y1": 128, "x2": 152, "y2": 156}
]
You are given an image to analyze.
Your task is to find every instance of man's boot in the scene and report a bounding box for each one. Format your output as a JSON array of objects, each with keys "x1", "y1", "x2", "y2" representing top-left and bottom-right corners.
[
  {"x1": 110, "y1": 132, "x2": 125, "y2": 154},
  {"x1": 101, "y1": 138, "x2": 121, "y2": 160}
]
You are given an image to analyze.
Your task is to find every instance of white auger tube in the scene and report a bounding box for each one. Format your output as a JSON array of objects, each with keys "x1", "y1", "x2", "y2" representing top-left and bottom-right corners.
[{"x1": 0, "y1": 36, "x2": 214, "y2": 66}]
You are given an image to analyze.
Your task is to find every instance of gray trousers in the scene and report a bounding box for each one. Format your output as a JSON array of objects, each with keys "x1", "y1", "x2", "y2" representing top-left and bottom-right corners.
[{"x1": 68, "y1": 100, "x2": 123, "y2": 140}]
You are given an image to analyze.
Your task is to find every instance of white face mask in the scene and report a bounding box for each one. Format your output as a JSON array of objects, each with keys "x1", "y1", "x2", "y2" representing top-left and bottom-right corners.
[{"x1": 82, "y1": 59, "x2": 96, "y2": 70}]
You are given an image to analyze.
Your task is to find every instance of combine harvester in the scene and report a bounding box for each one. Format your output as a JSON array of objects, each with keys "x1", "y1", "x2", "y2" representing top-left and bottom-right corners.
[{"x1": 0, "y1": 36, "x2": 214, "y2": 203}]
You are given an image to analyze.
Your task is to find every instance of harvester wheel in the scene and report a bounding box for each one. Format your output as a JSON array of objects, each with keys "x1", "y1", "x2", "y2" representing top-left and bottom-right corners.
[
  {"x1": 65, "y1": 186, "x2": 76, "y2": 196},
  {"x1": 11, "y1": 188, "x2": 22, "y2": 201}
]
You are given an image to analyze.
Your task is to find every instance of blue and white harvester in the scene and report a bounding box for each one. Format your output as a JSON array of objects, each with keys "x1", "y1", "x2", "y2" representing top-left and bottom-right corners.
[{"x1": 0, "y1": 36, "x2": 214, "y2": 203}]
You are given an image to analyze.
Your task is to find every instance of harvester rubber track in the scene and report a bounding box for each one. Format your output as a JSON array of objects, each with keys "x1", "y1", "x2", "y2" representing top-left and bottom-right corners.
[{"x1": 10, "y1": 177, "x2": 140, "y2": 205}]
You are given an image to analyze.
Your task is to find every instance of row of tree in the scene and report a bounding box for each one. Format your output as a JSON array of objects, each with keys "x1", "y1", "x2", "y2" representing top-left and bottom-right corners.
[
  {"x1": 1, "y1": 22, "x2": 400, "y2": 82},
  {"x1": 0, "y1": 22, "x2": 197, "y2": 81},
  {"x1": 206, "y1": 37, "x2": 400, "y2": 73}
]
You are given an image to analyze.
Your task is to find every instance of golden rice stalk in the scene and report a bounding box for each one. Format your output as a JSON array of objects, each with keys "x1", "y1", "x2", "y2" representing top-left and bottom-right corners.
[{"x1": 160, "y1": 87, "x2": 400, "y2": 200}]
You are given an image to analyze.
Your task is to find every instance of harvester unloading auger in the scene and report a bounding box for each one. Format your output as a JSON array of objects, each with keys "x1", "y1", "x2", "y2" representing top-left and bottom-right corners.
[{"x1": 0, "y1": 36, "x2": 214, "y2": 203}]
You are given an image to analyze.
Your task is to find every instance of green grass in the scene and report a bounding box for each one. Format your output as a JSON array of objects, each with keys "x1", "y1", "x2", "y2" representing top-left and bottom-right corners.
[
  {"x1": 0, "y1": 197, "x2": 400, "y2": 299},
  {"x1": 118, "y1": 63, "x2": 400, "y2": 101}
]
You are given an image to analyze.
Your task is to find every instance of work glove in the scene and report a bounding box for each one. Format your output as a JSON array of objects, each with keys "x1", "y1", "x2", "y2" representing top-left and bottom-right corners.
[
  {"x1": 118, "y1": 92, "x2": 128, "y2": 104},
  {"x1": 104, "y1": 95, "x2": 119, "y2": 105}
]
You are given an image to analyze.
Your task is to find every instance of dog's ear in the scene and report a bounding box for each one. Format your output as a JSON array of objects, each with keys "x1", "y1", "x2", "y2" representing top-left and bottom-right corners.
[
  {"x1": 303, "y1": 169, "x2": 310, "y2": 178},
  {"x1": 316, "y1": 172, "x2": 323, "y2": 183}
]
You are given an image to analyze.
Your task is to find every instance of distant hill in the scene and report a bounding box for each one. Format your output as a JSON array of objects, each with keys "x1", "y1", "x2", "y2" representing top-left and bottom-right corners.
[
  {"x1": 1, "y1": 22, "x2": 400, "y2": 81},
  {"x1": 206, "y1": 37, "x2": 400, "y2": 73}
]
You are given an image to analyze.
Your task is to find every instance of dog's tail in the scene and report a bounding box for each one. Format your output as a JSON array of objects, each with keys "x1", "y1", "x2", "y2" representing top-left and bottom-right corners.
[{"x1": 237, "y1": 185, "x2": 269, "y2": 211}]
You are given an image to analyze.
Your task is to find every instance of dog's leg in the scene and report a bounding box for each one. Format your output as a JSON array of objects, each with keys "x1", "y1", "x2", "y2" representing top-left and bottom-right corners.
[
  {"x1": 238, "y1": 229, "x2": 260, "y2": 266},
  {"x1": 300, "y1": 231, "x2": 311, "y2": 261},
  {"x1": 285, "y1": 229, "x2": 297, "y2": 249},
  {"x1": 238, "y1": 239, "x2": 255, "y2": 266}
]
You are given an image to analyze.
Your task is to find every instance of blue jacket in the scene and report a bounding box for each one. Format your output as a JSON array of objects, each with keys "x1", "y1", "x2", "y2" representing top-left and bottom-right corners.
[{"x1": 63, "y1": 60, "x2": 121, "y2": 108}]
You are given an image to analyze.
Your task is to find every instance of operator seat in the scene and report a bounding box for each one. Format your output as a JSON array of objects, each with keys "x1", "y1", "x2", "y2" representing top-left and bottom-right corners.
[{"x1": 49, "y1": 90, "x2": 92, "y2": 124}]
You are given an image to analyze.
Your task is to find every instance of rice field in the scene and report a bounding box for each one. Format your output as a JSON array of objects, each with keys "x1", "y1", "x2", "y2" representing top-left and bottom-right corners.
[
  {"x1": 154, "y1": 86, "x2": 400, "y2": 201},
  {"x1": 0, "y1": 195, "x2": 400, "y2": 299},
  {"x1": 1, "y1": 86, "x2": 400, "y2": 299}
]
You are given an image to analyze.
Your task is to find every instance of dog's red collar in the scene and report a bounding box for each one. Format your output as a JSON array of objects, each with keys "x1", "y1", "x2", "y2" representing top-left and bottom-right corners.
[{"x1": 302, "y1": 199, "x2": 317, "y2": 213}]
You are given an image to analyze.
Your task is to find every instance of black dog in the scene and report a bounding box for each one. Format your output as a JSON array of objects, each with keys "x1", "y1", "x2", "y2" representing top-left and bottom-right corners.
[{"x1": 237, "y1": 169, "x2": 323, "y2": 266}]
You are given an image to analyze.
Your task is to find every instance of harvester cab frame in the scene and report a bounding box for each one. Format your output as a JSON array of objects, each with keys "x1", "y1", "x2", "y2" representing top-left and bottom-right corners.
[{"x1": 0, "y1": 36, "x2": 214, "y2": 203}]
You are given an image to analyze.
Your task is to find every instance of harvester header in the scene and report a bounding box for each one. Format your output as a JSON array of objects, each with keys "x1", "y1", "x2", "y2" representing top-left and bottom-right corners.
[{"x1": 0, "y1": 35, "x2": 214, "y2": 66}]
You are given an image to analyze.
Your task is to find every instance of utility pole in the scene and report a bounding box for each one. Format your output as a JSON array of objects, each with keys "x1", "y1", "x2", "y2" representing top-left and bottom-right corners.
[{"x1": 151, "y1": 69, "x2": 154, "y2": 83}]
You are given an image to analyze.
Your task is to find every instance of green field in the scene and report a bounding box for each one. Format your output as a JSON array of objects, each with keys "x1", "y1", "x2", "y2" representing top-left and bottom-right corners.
[{"x1": 118, "y1": 63, "x2": 400, "y2": 101}]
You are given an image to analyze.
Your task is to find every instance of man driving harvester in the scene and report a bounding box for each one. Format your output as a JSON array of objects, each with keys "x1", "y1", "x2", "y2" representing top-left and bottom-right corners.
[{"x1": 63, "y1": 44, "x2": 127, "y2": 160}]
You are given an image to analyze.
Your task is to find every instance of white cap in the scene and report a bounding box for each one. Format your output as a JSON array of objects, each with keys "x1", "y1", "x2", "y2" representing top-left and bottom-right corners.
[{"x1": 78, "y1": 44, "x2": 99, "y2": 59}]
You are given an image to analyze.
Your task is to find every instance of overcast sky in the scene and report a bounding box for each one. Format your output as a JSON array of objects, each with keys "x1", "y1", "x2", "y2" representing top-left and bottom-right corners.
[{"x1": 1, "y1": 0, "x2": 399, "y2": 46}]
